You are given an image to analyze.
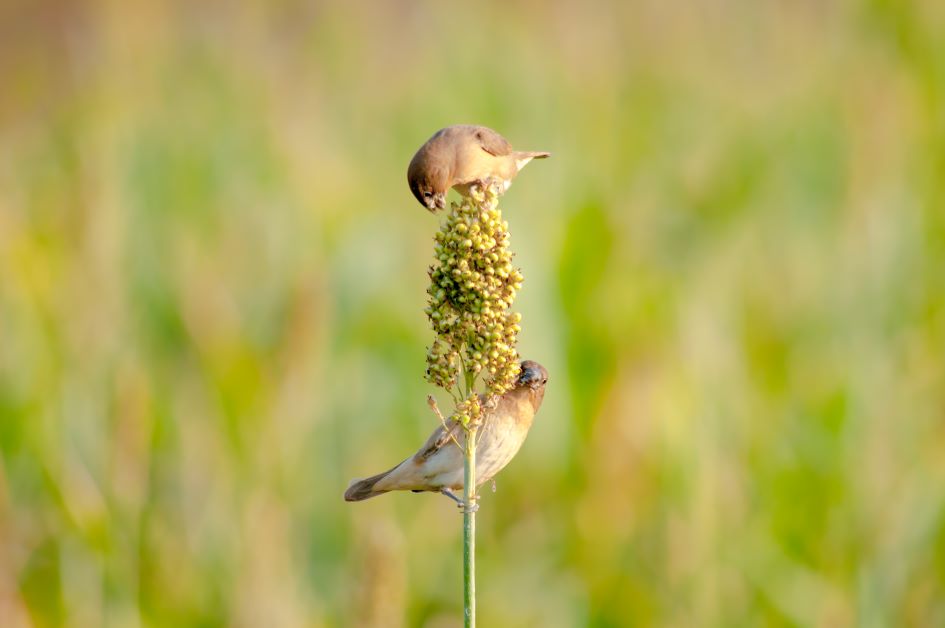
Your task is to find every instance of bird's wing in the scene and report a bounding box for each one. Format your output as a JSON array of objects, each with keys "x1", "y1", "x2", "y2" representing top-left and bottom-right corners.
[
  {"x1": 473, "y1": 127, "x2": 513, "y2": 157},
  {"x1": 414, "y1": 417, "x2": 464, "y2": 462},
  {"x1": 413, "y1": 393, "x2": 500, "y2": 463}
]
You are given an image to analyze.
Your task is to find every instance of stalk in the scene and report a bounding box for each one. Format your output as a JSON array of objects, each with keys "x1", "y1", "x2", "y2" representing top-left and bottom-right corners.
[{"x1": 463, "y1": 422, "x2": 477, "y2": 627}]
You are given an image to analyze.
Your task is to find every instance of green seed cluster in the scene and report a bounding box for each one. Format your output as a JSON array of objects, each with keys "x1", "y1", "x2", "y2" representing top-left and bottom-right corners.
[
  {"x1": 424, "y1": 184, "x2": 523, "y2": 400},
  {"x1": 454, "y1": 393, "x2": 482, "y2": 428}
]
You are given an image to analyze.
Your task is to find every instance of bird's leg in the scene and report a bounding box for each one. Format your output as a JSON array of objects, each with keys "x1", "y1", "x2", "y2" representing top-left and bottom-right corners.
[
  {"x1": 440, "y1": 488, "x2": 463, "y2": 506},
  {"x1": 441, "y1": 488, "x2": 479, "y2": 513}
]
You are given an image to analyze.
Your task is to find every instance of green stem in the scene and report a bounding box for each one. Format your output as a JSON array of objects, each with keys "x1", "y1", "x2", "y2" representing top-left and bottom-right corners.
[
  {"x1": 463, "y1": 422, "x2": 477, "y2": 627},
  {"x1": 464, "y1": 371, "x2": 475, "y2": 401}
]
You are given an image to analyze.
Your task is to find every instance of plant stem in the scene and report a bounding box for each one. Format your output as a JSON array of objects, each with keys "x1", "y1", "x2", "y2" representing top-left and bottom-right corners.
[
  {"x1": 464, "y1": 371, "x2": 475, "y2": 400},
  {"x1": 463, "y1": 421, "x2": 477, "y2": 627}
]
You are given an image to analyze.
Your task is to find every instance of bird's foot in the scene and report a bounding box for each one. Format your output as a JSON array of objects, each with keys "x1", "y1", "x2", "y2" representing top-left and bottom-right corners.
[
  {"x1": 466, "y1": 178, "x2": 503, "y2": 201},
  {"x1": 481, "y1": 178, "x2": 505, "y2": 195}
]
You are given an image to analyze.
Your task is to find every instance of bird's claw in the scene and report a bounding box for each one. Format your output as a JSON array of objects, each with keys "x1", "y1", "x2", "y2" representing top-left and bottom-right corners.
[
  {"x1": 459, "y1": 500, "x2": 479, "y2": 514},
  {"x1": 471, "y1": 178, "x2": 502, "y2": 197}
]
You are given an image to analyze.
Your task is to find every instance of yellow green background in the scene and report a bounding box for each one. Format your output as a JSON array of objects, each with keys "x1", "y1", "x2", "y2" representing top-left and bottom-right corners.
[{"x1": 2, "y1": 1, "x2": 944, "y2": 625}]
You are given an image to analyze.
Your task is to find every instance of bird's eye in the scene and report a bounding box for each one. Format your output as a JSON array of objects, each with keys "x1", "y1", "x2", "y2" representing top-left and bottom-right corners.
[
  {"x1": 424, "y1": 192, "x2": 432, "y2": 198},
  {"x1": 542, "y1": 378, "x2": 548, "y2": 384}
]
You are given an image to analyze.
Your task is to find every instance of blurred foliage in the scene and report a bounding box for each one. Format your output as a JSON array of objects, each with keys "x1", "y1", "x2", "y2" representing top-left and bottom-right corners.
[{"x1": 2, "y1": 0, "x2": 945, "y2": 626}]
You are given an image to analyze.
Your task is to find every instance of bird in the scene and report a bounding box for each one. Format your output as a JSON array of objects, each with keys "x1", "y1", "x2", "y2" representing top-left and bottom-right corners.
[
  {"x1": 344, "y1": 360, "x2": 548, "y2": 506},
  {"x1": 407, "y1": 125, "x2": 550, "y2": 212}
]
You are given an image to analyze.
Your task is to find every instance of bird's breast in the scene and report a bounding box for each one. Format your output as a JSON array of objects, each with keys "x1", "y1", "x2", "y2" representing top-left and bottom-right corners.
[{"x1": 472, "y1": 415, "x2": 530, "y2": 483}]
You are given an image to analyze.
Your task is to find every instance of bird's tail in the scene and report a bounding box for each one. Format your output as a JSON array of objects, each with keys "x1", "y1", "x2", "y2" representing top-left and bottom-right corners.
[
  {"x1": 344, "y1": 467, "x2": 395, "y2": 502},
  {"x1": 514, "y1": 151, "x2": 551, "y2": 170}
]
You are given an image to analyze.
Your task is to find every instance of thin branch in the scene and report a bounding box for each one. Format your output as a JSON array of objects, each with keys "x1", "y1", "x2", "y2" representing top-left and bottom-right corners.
[{"x1": 427, "y1": 395, "x2": 464, "y2": 452}]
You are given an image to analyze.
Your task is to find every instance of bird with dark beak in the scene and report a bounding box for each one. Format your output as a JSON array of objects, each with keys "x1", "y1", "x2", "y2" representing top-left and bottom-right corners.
[
  {"x1": 407, "y1": 125, "x2": 550, "y2": 212},
  {"x1": 344, "y1": 361, "x2": 548, "y2": 505}
]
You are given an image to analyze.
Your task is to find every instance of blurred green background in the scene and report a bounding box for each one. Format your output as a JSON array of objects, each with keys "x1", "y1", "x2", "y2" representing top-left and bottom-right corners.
[{"x1": 2, "y1": 1, "x2": 944, "y2": 626}]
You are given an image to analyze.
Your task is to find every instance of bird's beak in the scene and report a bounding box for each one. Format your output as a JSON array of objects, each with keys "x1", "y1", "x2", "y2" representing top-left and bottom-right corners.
[{"x1": 434, "y1": 194, "x2": 446, "y2": 210}]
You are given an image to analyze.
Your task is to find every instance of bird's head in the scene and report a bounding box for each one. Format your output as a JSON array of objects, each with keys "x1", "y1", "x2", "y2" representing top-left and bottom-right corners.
[
  {"x1": 515, "y1": 360, "x2": 548, "y2": 406},
  {"x1": 414, "y1": 183, "x2": 445, "y2": 211},
  {"x1": 516, "y1": 360, "x2": 548, "y2": 390},
  {"x1": 407, "y1": 161, "x2": 447, "y2": 212},
  {"x1": 515, "y1": 360, "x2": 548, "y2": 409}
]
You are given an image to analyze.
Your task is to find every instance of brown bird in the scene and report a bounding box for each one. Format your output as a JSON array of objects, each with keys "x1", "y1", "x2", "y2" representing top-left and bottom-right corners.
[
  {"x1": 344, "y1": 360, "x2": 548, "y2": 506},
  {"x1": 407, "y1": 125, "x2": 550, "y2": 212}
]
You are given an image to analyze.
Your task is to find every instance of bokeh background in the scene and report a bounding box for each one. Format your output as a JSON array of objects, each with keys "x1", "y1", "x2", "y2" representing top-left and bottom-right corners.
[{"x1": 2, "y1": 1, "x2": 944, "y2": 626}]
